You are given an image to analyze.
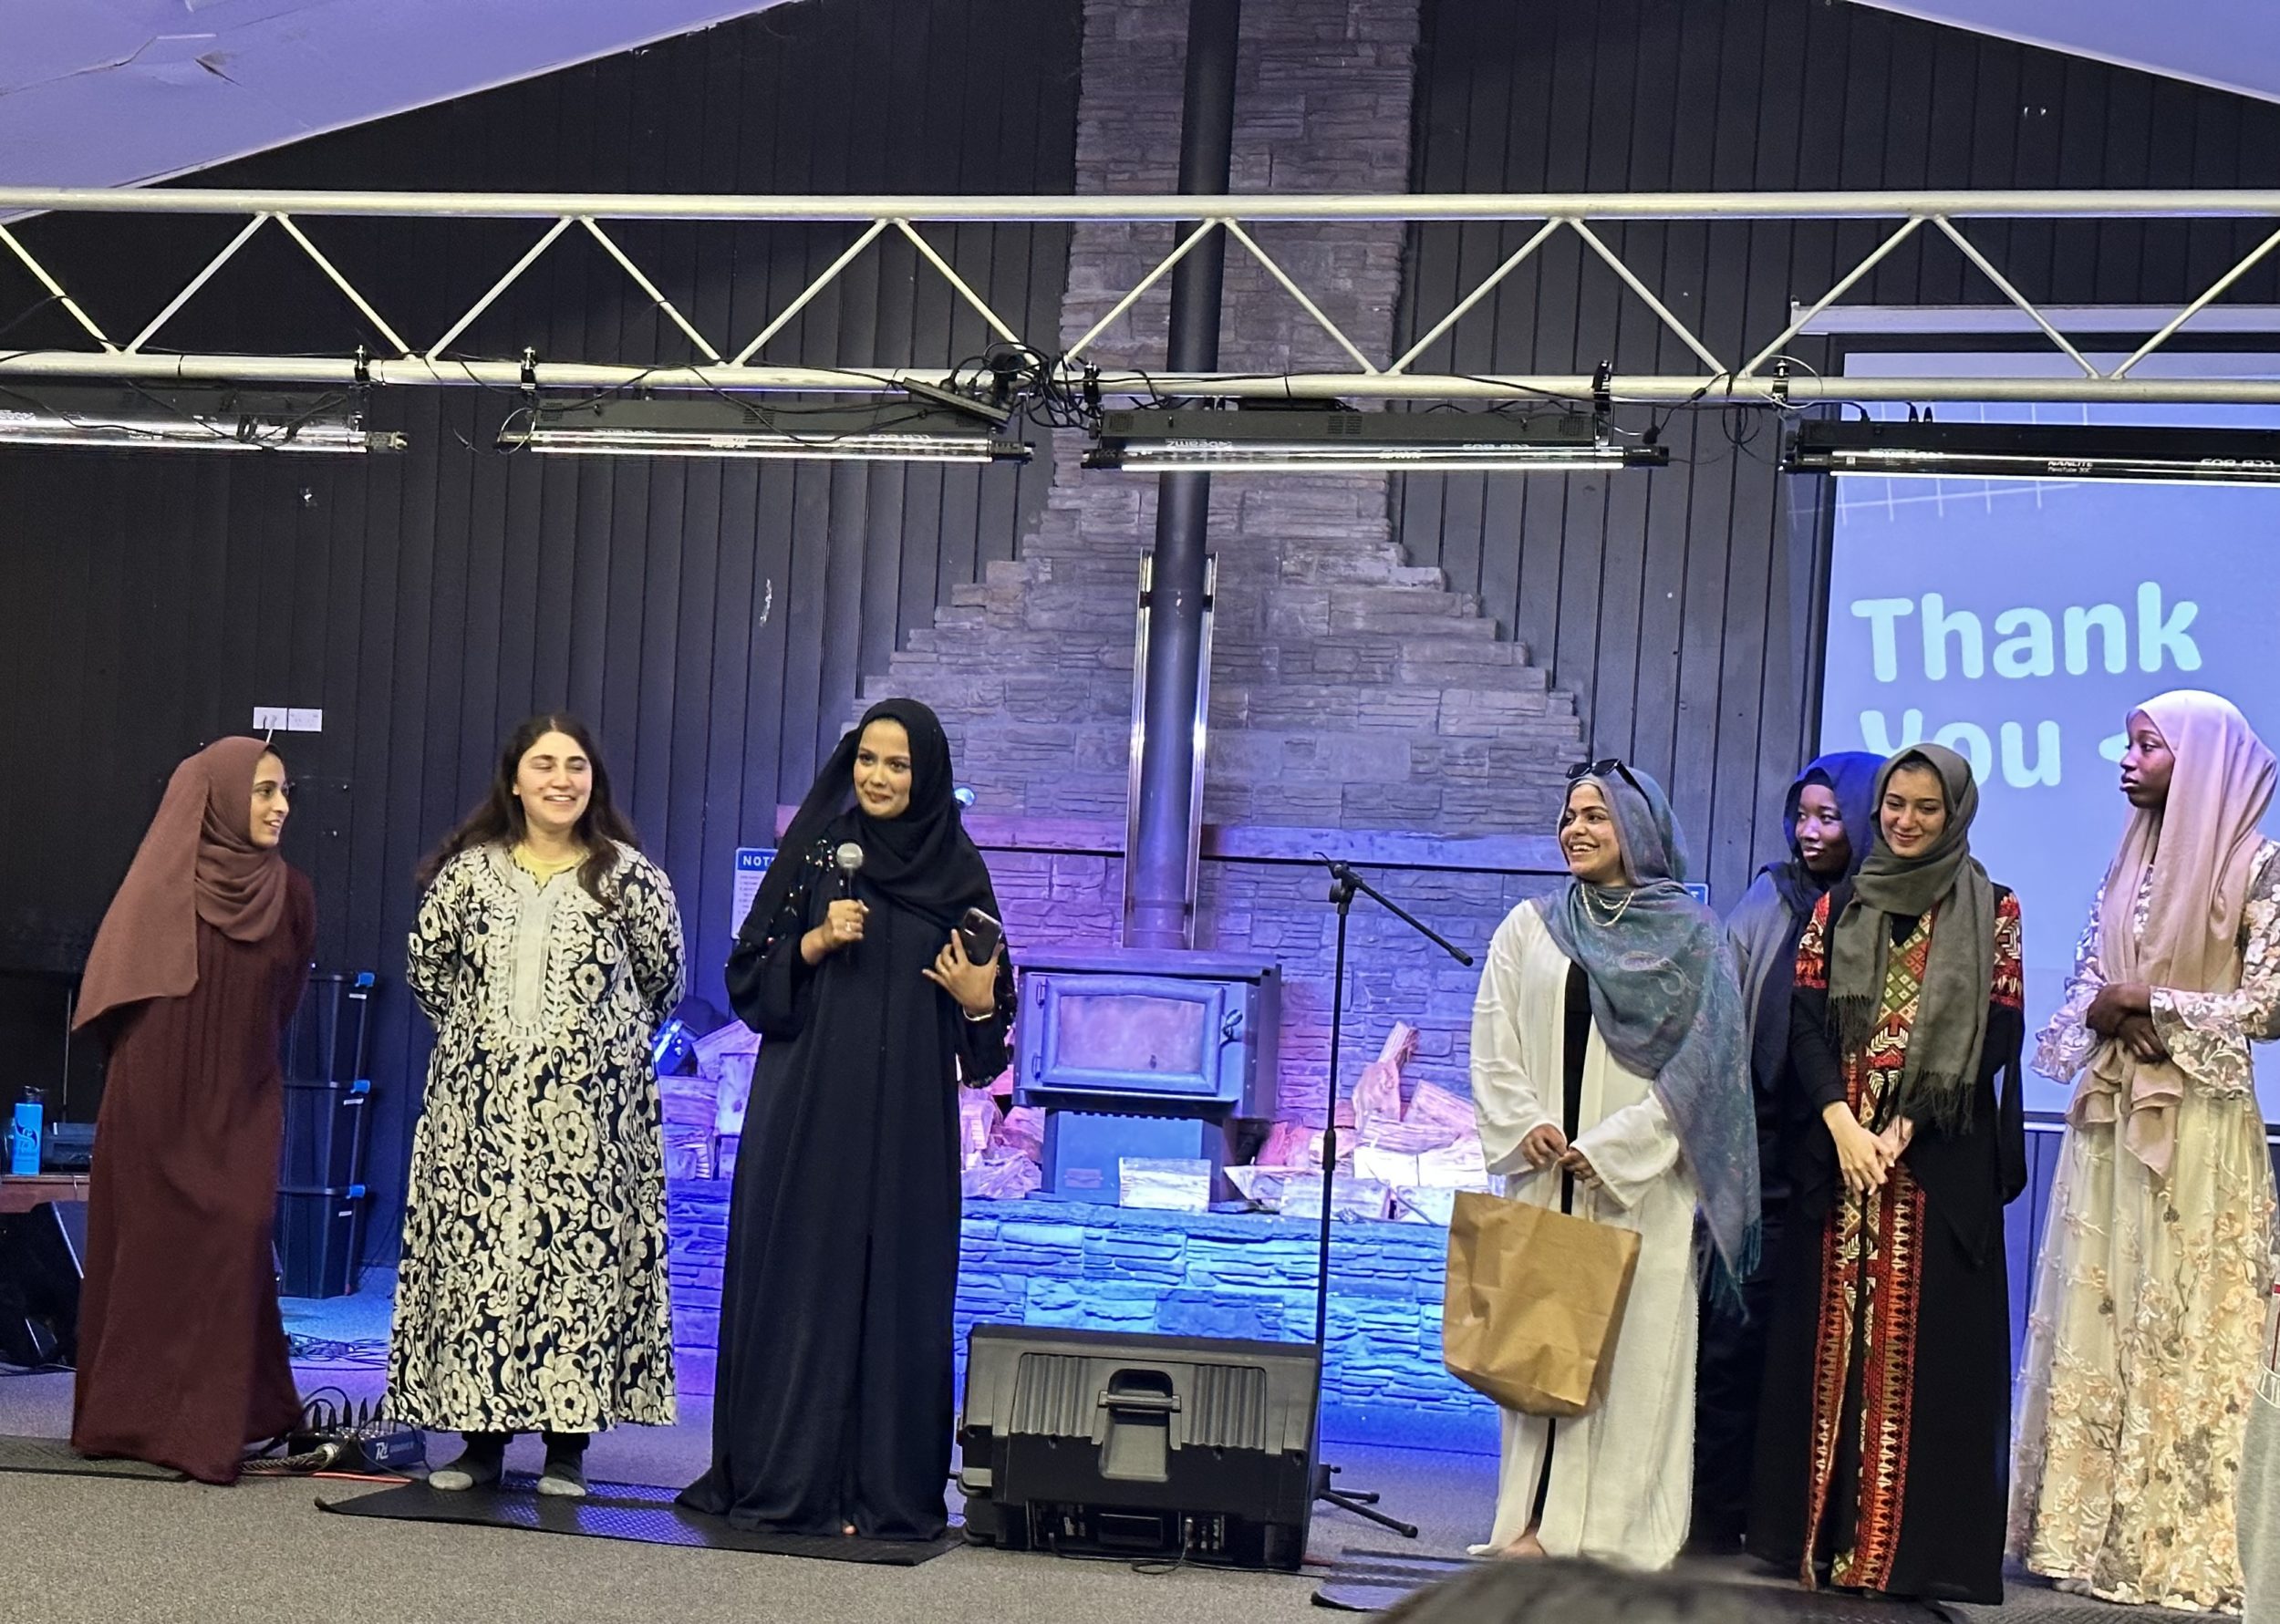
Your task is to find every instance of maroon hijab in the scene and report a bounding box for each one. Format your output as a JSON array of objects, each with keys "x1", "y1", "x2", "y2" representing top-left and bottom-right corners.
[{"x1": 75, "y1": 738, "x2": 291, "y2": 1029}]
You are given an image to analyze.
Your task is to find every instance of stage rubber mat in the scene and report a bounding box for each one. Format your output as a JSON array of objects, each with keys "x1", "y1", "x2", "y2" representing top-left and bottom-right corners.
[
  {"x1": 0, "y1": 1435, "x2": 182, "y2": 1480},
  {"x1": 318, "y1": 1474, "x2": 960, "y2": 1565}
]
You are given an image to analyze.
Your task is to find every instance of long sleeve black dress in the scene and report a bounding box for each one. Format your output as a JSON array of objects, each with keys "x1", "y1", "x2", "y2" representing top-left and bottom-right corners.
[
  {"x1": 1746, "y1": 879, "x2": 2027, "y2": 1604},
  {"x1": 680, "y1": 826, "x2": 1013, "y2": 1539}
]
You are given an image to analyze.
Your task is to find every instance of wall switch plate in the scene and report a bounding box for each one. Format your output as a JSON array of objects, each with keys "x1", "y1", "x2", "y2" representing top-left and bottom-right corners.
[
  {"x1": 253, "y1": 707, "x2": 288, "y2": 730},
  {"x1": 286, "y1": 709, "x2": 324, "y2": 732}
]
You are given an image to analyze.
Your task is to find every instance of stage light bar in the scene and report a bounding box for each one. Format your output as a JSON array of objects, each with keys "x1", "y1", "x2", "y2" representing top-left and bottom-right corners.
[
  {"x1": 0, "y1": 387, "x2": 402, "y2": 453},
  {"x1": 502, "y1": 394, "x2": 1032, "y2": 463},
  {"x1": 1082, "y1": 407, "x2": 1668, "y2": 473},
  {"x1": 1784, "y1": 419, "x2": 2280, "y2": 487}
]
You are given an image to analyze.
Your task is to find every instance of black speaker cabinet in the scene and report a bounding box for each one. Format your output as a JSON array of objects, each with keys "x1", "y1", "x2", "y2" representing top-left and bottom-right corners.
[
  {"x1": 284, "y1": 970, "x2": 376, "y2": 1084},
  {"x1": 0, "y1": 1200, "x2": 88, "y2": 1368},
  {"x1": 957, "y1": 1324, "x2": 1319, "y2": 1570}
]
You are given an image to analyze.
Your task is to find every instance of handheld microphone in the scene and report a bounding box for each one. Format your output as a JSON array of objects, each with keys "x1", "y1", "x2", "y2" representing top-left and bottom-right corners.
[{"x1": 834, "y1": 842, "x2": 865, "y2": 900}]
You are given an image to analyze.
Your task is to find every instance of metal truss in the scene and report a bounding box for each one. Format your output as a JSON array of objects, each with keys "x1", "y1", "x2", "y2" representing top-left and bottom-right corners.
[{"x1": 6, "y1": 186, "x2": 2280, "y2": 404}]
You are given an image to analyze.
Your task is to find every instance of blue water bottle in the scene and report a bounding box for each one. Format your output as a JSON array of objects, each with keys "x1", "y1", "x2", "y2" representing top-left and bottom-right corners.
[{"x1": 8, "y1": 1090, "x2": 42, "y2": 1176}]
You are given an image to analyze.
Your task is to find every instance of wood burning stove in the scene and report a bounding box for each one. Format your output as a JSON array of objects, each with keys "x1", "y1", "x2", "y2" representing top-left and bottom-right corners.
[{"x1": 1012, "y1": 948, "x2": 1280, "y2": 1203}]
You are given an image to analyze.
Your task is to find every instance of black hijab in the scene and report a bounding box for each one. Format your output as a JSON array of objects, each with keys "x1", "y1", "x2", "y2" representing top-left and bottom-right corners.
[
  {"x1": 1767, "y1": 752, "x2": 1883, "y2": 918},
  {"x1": 742, "y1": 698, "x2": 997, "y2": 936},
  {"x1": 1746, "y1": 751, "x2": 1882, "y2": 1096}
]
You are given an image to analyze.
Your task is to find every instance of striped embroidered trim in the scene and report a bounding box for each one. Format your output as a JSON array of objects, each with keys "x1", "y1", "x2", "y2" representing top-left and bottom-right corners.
[
  {"x1": 1800, "y1": 1195, "x2": 1860, "y2": 1590},
  {"x1": 1799, "y1": 910, "x2": 1936, "y2": 1591},
  {"x1": 1832, "y1": 1172, "x2": 1924, "y2": 1591}
]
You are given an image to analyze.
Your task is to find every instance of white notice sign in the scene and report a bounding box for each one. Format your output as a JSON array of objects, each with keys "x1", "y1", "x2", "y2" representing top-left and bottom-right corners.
[{"x1": 731, "y1": 848, "x2": 774, "y2": 936}]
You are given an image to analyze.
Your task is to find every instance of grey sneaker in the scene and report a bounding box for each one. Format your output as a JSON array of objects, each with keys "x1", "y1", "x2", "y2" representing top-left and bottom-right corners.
[
  {"x1": 535, "y1": 1454, "x2": 588, "y2": 1498},
  {"x1": 428, "y1": 1450, "x2": 504, "y2": 1493}
]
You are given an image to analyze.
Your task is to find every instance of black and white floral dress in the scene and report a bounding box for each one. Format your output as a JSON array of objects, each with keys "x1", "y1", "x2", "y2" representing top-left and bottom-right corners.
[{"x1": 388, "y1": 842, "x2": 684, "y2": 1433}]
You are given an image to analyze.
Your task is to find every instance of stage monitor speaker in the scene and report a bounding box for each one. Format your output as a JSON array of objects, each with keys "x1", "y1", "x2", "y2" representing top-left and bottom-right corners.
[
  {"x1": 0, "y1": 1200, "x2": 88, "y2": 1368},
  {"x1": 957, "y1": 1323, "x2": 1318, "y2": 1571}
]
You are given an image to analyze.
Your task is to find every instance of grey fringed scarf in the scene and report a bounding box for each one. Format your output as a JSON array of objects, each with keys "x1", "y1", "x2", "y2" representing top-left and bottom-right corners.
[{"x1": 1826, "y1": 743, "x2": 1995, "y2": 1133}]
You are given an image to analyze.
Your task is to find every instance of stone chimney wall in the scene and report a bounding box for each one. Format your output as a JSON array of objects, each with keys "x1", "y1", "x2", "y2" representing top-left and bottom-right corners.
[{"x1": 861, "y1": 0, "x2": 1583, "y2": 1120}]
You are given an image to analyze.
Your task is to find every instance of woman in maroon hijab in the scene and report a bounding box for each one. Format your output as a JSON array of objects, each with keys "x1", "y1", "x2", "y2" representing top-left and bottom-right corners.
[{"x1": 68, "y1": 737, "x2": 315, "y2": 1482}]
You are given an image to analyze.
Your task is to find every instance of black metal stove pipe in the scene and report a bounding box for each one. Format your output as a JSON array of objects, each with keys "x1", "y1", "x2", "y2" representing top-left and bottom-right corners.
[{"x1": 1124, "y1": 0, "x2": 1238, "y2": 950}]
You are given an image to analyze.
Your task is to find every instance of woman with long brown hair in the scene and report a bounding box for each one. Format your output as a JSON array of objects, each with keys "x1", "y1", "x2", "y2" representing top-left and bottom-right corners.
[
  {"x1": 388, "y1": 714, "x2": 684, "y2": 1497},
  {"x1": 71, "y1": 738, "x2": 314, "y2": 1483}
]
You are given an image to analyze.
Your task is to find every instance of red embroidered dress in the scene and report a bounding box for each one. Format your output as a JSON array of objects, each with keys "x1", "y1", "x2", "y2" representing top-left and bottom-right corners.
[{"x1": 1746, "y1": 884, "x2": 2026, "y2": 1606}]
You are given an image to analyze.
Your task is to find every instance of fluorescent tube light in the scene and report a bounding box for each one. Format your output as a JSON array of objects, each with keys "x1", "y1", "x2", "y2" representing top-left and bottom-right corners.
[
  {"x1": 1083, "y1": 407, "x2": 1666, "y2": 473},
  {"x1": 1785, "y1": 419, "x2": 2280, "y2": 487},
  {"x1": 0, "y1": 387, "x2": 401, "y2": 453},
  {"x1": 502, "y1": 395, "x2": 1031, "y2": 464}
]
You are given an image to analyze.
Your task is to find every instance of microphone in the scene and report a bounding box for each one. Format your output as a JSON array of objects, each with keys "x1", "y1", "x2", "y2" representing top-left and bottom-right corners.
[{"x1": 834, "y1": 842, "x2": 865, "y2": 900}]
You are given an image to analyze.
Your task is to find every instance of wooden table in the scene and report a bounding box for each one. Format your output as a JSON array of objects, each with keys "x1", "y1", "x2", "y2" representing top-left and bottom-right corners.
[{"x1": 0, "y1": 1174, "x2": 90, "y2": 1215}]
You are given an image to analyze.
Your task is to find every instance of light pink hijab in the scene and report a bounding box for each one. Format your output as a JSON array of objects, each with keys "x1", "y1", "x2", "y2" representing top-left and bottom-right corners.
[{"x1": 2072, "y1": 690, "x2": 2275, "y2": 1176}]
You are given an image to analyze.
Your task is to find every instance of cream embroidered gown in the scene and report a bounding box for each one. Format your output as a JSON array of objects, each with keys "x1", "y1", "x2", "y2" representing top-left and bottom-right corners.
[
  {"x1": 1467, "y1": 902, "x2": 1701, "y2": 1568},
  {"x1": 2010, "y1": 841, "x2": 2280, "y2": 1613},
  {"x1": 389, "y1": 843, "x2": 685, "y2": 1433}
]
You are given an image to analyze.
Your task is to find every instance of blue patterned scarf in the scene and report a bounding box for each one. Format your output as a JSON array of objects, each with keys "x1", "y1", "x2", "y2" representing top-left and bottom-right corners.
[{"x1": 1534, "y1": 767, "x2": 1761, "y2": 1295}]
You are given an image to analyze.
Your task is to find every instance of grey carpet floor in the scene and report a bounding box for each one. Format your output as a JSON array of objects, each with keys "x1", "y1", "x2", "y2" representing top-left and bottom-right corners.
[
  {"x1": 0, "y1": 1281, "x2": 2220, "y2": 1623},
  {"x1": 1945, "y1": 1579, "x2": 2222, "y2": 1624},
  {"x1": 0, "y1": 1355, "x2": 1487, "y2": 1624}
]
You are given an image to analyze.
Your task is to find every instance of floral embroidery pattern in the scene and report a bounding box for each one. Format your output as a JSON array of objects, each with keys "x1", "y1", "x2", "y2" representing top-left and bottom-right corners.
[{"x1": 2010, "y1": 842, "x2": 2280, "y2": 1613}]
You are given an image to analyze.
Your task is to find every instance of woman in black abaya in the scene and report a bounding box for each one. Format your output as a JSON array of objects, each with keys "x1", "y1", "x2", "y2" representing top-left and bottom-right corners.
[{"x1": 682, "y1": 698, "x2": 1011, "y2": 1539}]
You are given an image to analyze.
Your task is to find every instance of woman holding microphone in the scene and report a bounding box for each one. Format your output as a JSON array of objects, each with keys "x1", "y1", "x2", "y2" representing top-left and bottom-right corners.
[{"x1": 684, "y1": 698, "x2": 1012, "y2": 1542}]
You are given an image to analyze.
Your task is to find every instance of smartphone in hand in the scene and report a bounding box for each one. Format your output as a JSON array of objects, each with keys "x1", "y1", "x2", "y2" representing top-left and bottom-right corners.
[{"x1": 957, "y1": 907, "x2": 1003, "y2": 964}]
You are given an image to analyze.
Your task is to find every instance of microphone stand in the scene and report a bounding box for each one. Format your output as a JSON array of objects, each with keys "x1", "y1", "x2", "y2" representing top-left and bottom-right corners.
[{"x1": 1307, "y1": 857, "x2": 1473, "y2": 1539}]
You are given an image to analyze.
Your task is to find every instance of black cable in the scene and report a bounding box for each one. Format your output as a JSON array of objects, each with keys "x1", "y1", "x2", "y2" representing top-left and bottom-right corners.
[
  {"x1": 0, "y1": 376, "x2": 358, "y2": 450},
  {"x1": 0, "y1": 317, "x2": 1841, "y2": 460},
  {"x1": 239, "y1": 1445, "x2": 339, "y2": 1475},
  {"x1": 0, "y1": 293, "x2": 65, "y2": 346},
  {"x1": 1456, "y1": 371, "x2": 1601, "y2": 411},
  {"x1": 1044, "y1": 1540, "x2": 1208, "y2": 1577},
  {"x1": 285, "y1": 1336, "x2": 389, "y2": 1370}
]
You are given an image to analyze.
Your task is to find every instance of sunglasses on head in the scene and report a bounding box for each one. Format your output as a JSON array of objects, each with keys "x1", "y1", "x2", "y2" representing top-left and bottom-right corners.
[{"x1": 1565, "y1": 757, "x2": 1646, "y2": 797}]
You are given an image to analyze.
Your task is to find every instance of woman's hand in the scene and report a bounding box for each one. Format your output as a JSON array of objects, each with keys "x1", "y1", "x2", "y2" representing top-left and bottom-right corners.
[
  {"x1": 1518, "y1": 1123, "x2": 1568, "y2": 1171},
  {"x1": 801, "y1": 899, "x2": 867, "y2": 965},
  {"x1": 1873, "y1": 1113, "x2": 1915, "y2": 1165},
  {"x1": 1824, "y1": 1102, "x2": 1893, "y2": 1196},
  {"x1": 923, "y1": 929, "x2": 1001, "y2": 1019},
  {"x1": 2115, "y1": 1011, "x2": 2170, "y2": 1063},
  {"x1": 2087, "y1": 980, "x2": 2152, "y2": 1036},
  {"x1": 1556, "y1": 1145, "x2": 1600, "y2": 1187}
]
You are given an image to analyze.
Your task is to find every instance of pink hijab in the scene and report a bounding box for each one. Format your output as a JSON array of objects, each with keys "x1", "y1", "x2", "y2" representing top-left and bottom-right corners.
[
  {"x1": 2072, "y1": 691, "x2": 2276, "y2": 1176},
  {"x1": 74, "y1": 738, "x2": 292, "y2": 1030}
]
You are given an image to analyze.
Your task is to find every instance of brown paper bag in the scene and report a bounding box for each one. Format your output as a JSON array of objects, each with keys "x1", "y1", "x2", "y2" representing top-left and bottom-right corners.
[{"x1": 1440, "y1": 1188, "x2": 1641, "y2": 1418}]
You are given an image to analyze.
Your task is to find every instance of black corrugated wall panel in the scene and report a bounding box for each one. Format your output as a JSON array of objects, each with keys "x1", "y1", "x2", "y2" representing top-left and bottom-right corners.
[
  {"x1": 0, "y1": 0, "x2": 1083, "y2": 1257},
  {"x1": 1396, "y1": 0, "x2": 2280, "y2": 907}
]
